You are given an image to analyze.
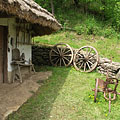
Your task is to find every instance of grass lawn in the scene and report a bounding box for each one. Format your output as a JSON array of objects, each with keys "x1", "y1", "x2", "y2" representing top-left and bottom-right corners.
[
  {"x1": 8, "y1": 66, "x2": 120, "y2": 120},
  {"x1": 8, "y1": 30, "x2": 120, "y2": 120}
]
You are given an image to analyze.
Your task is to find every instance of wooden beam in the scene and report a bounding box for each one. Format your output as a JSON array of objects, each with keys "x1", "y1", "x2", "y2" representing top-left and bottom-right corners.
[{"x1": 0, "y1": 12, "x2": 14, "y2": 18}]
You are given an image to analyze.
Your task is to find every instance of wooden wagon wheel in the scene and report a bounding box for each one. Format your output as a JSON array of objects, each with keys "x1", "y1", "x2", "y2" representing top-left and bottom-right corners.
[
  {"x1": 73, "y1": 46, "x2": 99, "y2": 72},
  {"x1": 49, "y1": 43, "x2": 73, "y2": 67}
]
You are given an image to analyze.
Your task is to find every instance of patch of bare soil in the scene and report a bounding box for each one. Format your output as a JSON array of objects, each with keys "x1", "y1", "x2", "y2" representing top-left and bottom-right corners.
[{"x1": 0, "y1": 71, "x2": 52, "y2": 120}]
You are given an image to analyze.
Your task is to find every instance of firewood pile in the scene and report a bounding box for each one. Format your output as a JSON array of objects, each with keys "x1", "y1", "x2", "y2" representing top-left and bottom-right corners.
[{"x1": 97, "y1": 57, "x2": 120, "y2": 77}]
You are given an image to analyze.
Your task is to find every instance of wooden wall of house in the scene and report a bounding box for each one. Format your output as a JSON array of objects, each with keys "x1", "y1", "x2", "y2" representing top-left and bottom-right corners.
[{"x1": 0, "y1": 18, "x2": 32, "y2": 83}]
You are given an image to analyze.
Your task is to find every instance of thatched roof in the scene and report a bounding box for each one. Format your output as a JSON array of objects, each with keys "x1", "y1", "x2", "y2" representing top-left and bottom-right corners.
[{"x1": 0, "y1": 0, "x2": 61, "y2": 36}]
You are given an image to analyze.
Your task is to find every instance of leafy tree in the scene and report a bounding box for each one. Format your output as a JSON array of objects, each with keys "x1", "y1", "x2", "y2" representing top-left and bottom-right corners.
[{"x1": 35, "y1": 0, "x2": 120, "y2": 31}]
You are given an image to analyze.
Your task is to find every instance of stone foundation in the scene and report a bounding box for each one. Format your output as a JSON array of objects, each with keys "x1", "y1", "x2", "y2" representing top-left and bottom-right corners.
[{"x1": 32, "y1": 45, "x2": 51, "y2": 66}]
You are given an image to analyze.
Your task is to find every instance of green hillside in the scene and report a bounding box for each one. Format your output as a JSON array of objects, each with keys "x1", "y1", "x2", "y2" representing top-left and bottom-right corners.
[{"x1": 34, "y1": 6, "x2": 120, "y2": 62}]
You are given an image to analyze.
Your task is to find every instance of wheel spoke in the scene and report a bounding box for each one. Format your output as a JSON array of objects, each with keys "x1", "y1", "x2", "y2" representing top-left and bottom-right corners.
[
  {"x1": 64, "y1": 54, "x2": 72, "y2": 57},
  {"x1": 79, "y1": 62, "x2": 84, "y2": 68},
  {"x1": 63, "y1": 56, "x2": 70, "y2": 62},
  {"x1": 64, "y1": 49, "x2": 71, "y2": 54},
  {"x1": 89, "y1": 54, "x2": 96, "y2": 59},
  {"x1": 55, "y1": 58, "x2": 59, "y2": 66},
  {"x1": 76, "y1": 59, "x2": 83, "y2": 64},
  {"x1": 62, "y1": 58, "x2": 67, "y2": 66},
  {"x1": 89, "y1": 60, "x2": 96, "y2": 65},
  {"x1": 52, "y1": 49, "x2": 59, "y2": 54},
  {"x1": 51, "y1": 56, "x2": 59, "y2": 62},
  {"x1": 89, "y1": 57, "x2": 97, "y2": 61},
  {"x1": 78, "y1": 57, "x2": 84, "y2": 60},
  {"x1": 60, "y1": 47, "x2": 63, "y2": 53},
  {"x1": 77, "y1": 53, "x2": 84, "y2": 58},
  {"x1": 57, "y1": 47, "x2": 61, "y2": 54},
  {"x1": 88, "y1": 60, "x2": 94, "y2": 65},
  {"x1": 62, "y1": 46, "x2": 67, "y2": 53},
  {"x1": 84, "y1": 63, "x2": 86, "y2": 72},
  {"x1": 88, "y1": 48, "x2": 92, "y2": 56},
  {"x1": 86, "y1": 62, "x2": 91, "y2": 70},
  {"x1": 76, "y1": 62, "x2": 82, "y2": 67},
  {"x1": 76, "y1": 62, "x2": 80, "y2": 65}
]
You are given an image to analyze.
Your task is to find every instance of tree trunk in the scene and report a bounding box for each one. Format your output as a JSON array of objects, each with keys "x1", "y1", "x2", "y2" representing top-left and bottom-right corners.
[
  {"x1": 74, "y1": 0, "x2": 79, "y2": 7},
  {"x1": 51, "y1": 0, "x2": 54, "y2": 15},
  {"x1": 101, "y1": 0, "x2": 106, "y2": 20}
]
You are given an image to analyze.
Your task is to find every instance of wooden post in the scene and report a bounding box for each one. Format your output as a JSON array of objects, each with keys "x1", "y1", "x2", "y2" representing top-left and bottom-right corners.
[
  {"x1": 17, "y1": 64, "x2": 22, "y2": 83},
  {"x1": 109, "y1": 93, "x2": 111, "y2": 113}
]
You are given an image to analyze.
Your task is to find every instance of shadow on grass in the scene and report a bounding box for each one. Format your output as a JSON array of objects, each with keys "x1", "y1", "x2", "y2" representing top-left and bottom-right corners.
[{"x1": 7, "y1": 66, "x2": 71, "y2": 120}]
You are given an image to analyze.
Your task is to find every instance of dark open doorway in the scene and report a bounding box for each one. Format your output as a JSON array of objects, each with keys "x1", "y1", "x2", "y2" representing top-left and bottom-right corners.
[{"x1": 0, "y1": 26, "x2": 8, "y2": 83}]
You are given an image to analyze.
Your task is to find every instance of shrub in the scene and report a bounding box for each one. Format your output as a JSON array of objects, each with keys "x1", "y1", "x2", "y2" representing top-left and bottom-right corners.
[{"x1": 75, "y1": 25, "x2": 85, "y2": 35}]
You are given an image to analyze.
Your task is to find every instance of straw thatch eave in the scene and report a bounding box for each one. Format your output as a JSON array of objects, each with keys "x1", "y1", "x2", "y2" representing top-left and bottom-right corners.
[{"x1": 0, "y1": 0, "x2": 61, "y2": 36}]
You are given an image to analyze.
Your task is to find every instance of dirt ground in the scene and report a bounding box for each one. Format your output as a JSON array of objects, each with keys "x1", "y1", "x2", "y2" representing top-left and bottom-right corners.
[{"x1": 0, "y1": 71, "x2": 52, "y2": 120}]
